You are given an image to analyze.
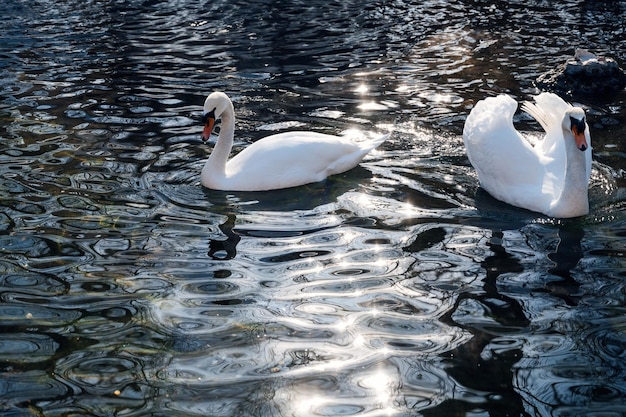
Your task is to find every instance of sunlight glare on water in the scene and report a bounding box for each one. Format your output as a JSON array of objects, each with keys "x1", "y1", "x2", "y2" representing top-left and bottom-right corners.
[{"x1": 1, "y1": 0, "x2": 626, "y2": 416}]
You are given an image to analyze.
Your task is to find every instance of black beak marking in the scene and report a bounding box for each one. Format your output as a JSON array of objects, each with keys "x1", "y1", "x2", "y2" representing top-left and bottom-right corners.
[
  {"x1": 570, "y1": 116, "x2": 586, "y2": 134},
  {"x1": 203, "y1": 108, "x2": 216, "y2": 124}
]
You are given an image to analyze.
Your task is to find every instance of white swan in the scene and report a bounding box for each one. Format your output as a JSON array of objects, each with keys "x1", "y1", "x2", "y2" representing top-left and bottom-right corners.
[
  {"x1": 199, "y1": 92, "x2": 388, "y2": 191},
  {"x1": 463, "y1": 92, "x2": 592, "y2": 218}
]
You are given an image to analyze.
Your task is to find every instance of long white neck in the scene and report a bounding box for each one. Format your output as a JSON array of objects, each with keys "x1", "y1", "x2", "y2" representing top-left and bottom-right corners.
[
  {"x1": 550, "y1": 130, "x2": 590, "y2": 217},
  {"x1": 201, "y1": 101, "x2": 235, "y2": 181}
]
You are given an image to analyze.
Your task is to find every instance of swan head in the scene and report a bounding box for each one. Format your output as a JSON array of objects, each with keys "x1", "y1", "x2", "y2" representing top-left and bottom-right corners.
[
  {"x1": 202, "y1": 92, "x2": 231, "y2": 141},
  {"x1": 563, "y1": 107, "x2": 588, "y2": 152}
]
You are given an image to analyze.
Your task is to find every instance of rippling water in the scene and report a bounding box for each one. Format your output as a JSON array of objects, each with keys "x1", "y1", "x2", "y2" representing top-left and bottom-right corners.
[{"x1": 2, "y1": 1, "x2": 626, "y2": 416}]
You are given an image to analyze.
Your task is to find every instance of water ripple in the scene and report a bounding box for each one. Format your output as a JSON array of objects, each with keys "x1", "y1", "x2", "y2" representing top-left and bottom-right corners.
[
  {"x1": 2, "y1": 0, "x2": 626, "y2": 416},
  {"x1": 0, "y1": 333, "x2": 59, "y2": 363}
]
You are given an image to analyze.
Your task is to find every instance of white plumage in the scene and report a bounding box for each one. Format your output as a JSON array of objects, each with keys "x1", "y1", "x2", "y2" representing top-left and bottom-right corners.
[
  {"x1": 463, "y1": 93, "x2": 592, "y2": 218},
  {"x1": 200, "y1": 92, "x2": 388, "y2": 191}
]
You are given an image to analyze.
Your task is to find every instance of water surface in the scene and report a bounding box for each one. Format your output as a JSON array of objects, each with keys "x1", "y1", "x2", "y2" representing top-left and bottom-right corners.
[{"x1": 1, "y1": 1, "x2": 626, "y2": 416}]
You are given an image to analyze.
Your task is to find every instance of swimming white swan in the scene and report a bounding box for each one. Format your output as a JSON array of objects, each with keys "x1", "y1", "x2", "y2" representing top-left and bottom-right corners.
[
  {"x1": 200, "y1": 92, "x2": 388, "y2": 191},
  {"x1": 463, "y1": 92, "x2": 592, "y2": 218}
]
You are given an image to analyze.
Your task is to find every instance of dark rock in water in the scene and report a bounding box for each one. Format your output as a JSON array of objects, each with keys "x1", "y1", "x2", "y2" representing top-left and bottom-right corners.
[{"x1": 536, "y1": 49, "x2": 626, "y2": 98}]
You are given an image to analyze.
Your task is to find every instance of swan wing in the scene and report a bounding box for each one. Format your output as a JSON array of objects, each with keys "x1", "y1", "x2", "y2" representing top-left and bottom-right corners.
[
  {"x1": 521, "y1": 92, "x2": 570, "y2": 158},
  {"x1": 521, "y1": 92, "x2": 592, "y2": 188},
  {"x1": 520, "y1": 92, "x2": 570, "y2": 200},
  {"x1": 463, "y1": 94, "x2": 550, "y2": 212},
  {"x1": 222, "y1": 132, "x2": 386, "y2": 191}
]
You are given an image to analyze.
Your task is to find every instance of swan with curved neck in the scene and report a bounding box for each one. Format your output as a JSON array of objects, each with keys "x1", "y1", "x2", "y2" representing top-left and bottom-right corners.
[
  {"x1": 463, "y1": 92, "x2": 592, "y2": 218},
  {"x1": 200, "y1": 92, "x2": 388, "y2": 191}
]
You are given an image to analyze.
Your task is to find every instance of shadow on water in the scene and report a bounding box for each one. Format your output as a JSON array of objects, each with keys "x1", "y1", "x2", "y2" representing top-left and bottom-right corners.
[
  {"x1": 425, "y1": 228, "x2": 531, "y2": 417},
  {"x1": 200, "y1": 165, "x2": 376, "y2": 213},
  {"x1": 544, "y1": 223, "x2": 585, "y2": 306},
  {"x1": 203, "y1": 167, "x2": 378, "y2": 259},
  {"x1": 420, "y1": 219, "x2": 586, "y2": 417},
  {"x1": 207, "y1": 214, "x2": 241, "y2": 260}
]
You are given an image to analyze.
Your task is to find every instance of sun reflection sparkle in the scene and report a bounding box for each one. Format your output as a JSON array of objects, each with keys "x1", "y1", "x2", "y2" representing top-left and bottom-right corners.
[
  {"x1": 334, "y1": 315, "x2": 357, "y2": 333},
  {"x1": 355, "y1": 83, "x2": 369, "y2": 94},
  {"x1": 360, "y1": 368, "x2": 398, "y2": 415}
]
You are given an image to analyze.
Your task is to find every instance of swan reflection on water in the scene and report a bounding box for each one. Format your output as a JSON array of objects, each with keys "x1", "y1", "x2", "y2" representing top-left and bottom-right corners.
[
  {"x1": 418, "y1": 220, "x2": 586, "y2": 416},
  {"x1": 207, "y1": 214, "x2": 240, "y2": 260}
]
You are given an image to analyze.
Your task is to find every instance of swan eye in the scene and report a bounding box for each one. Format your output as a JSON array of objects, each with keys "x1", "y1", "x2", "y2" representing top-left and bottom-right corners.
[
  {"x1": 569, "y1": 116, "x2": 586, "y2": 134},
  {"x1": 202, "y1": 109, "x2": 216, "y2": 124}
]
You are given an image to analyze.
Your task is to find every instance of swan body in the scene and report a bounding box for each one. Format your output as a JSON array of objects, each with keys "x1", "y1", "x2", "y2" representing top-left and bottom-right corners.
[
  {"x1": 200, "y1": 92, "x2": 388, "y2": 191},
  {"x1": 463, "y1": 93, "x2": 592, "y2": 218}
]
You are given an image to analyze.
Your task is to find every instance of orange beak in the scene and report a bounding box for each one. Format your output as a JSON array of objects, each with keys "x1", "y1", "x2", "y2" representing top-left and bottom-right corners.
[
  {"x1": 571, "y1": 124, "x2": 588, "y2": 152},
  {"x1": 202, "y1": 111, "x2": 215, "y2": 142}
]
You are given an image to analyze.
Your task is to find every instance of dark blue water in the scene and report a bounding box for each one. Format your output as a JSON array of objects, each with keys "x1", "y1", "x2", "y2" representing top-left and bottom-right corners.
[{"x1": 1, "y1": 1, "x2": 626, "y2": 416}]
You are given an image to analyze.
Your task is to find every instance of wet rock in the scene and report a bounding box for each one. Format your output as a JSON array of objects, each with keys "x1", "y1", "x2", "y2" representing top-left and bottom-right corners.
[{"x1": 536, "y1": 49, "x2": 626, "y2": 98}]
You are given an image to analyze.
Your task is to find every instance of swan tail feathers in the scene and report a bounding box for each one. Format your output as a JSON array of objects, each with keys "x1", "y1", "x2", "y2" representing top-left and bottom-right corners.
[
  {"x1": 327, "y1": 133, "x2": 389, "y2": 175},
  {"x1": 360, "y1": 133, "x2": 390, "y2": 151}
]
